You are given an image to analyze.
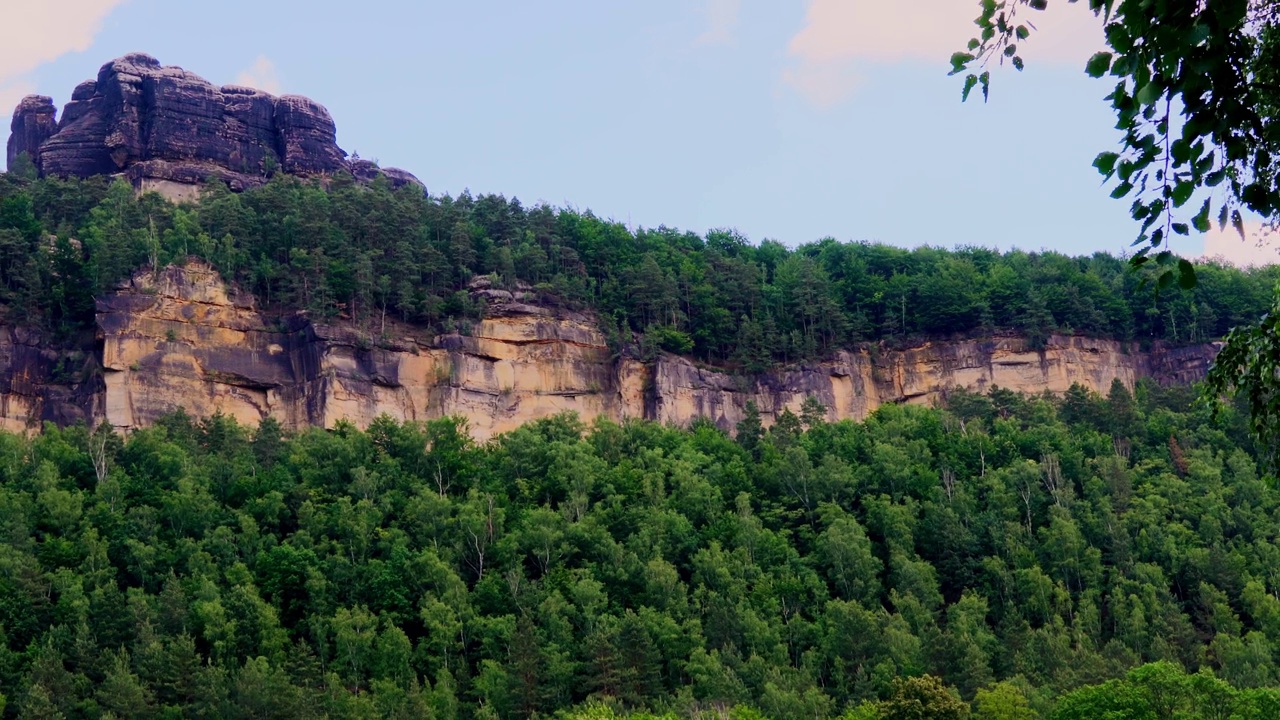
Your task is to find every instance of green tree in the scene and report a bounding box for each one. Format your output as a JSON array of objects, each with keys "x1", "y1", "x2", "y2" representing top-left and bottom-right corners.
[
  {"x1": 973, "y1": 681, "x2": 1036, "y2": 720},
  {"x1": 879, "y1": 675, "x2": 970, "y2": 720}
]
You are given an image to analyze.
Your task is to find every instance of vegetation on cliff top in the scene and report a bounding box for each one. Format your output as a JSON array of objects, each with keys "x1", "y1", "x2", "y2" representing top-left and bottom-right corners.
[
  {"x1": 0, "y1": 169, "x2": 1276, "y2": 369},
  {"x1": 0, "y1": 381, "x2": 1274, "y2": 717}
]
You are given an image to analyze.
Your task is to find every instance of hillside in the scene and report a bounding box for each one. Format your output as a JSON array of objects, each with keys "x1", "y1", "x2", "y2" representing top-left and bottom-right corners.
[
  {"x1": 4, "y1": 52, "x2": 1280, "y2": 720},
  {"x1": 0, "y1": 382, "x2": 1273, "y2": 718},
  {"x1": 0, "y1": 258, "x2": 1219, "y2": 438},
  {"x1": 6, "y1": 53, "x2": 1280, "y2": 436}
]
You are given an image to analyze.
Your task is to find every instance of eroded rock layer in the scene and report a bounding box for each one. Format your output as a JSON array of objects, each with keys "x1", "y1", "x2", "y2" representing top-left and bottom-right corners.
[
  {"x1": 0, "y1": 262, "x2": 1220, "y2": 439},
  {"x1": 6, "y1": 53, "x2": 423, "y2": 196}
]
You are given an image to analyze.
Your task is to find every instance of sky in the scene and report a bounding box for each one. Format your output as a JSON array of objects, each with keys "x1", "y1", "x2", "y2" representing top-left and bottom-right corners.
[{"x1": 1, "y1": 0, "x2": 1275, "y2": 265}]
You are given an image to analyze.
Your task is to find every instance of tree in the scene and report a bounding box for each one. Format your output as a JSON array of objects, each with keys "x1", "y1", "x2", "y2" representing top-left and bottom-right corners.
[
  {"x1": 879, "y1": 675, "x2": 970, "y2": 720},
  {"x1": 954, "y1": 0, "x2": 1280, "y2": 467},
  {"x1": 973, "y1": 681, "x2": 1036, "y2": 720},
  {"x1": 736, "y1": 401, "x2": 764, "y2": 457},
  {"x1": 96, "y1": 651, "x2": 154, "y2": 718},
  {"x1": 1205, "y1": 291, "x2": 1280, "y2": 469},
  {"x1": 817, "y1": 506, "x2": 882, "y2": 606},
  {"x1": 332, "y1": 605, "x2": 379, "y2": 691}
]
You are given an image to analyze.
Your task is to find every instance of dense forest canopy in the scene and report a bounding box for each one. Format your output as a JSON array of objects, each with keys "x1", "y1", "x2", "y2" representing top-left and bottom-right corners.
[
  {"x1": 0, "y1": 381, "x2": 1275, "y2": 717},
  {"x1": 0, "y1": 168, "x2": 1276, "y2": 369}
]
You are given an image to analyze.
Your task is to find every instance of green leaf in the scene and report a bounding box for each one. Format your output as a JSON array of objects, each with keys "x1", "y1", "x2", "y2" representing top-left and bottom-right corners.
[
  {"x1": 1106, "y1": 23, "x2": 1133, "y2": 53},
  {"x1": 1111, "y1": 181, "x2": 1134, "y2": 199},
  {"x1": 1233, "y1": 209, "x2": 1246, "y2": 238},
  {"x1": 1029, "y1": 0, "x2": 1047, "y2": 9},
  {"x1": 1177, "y1": 258, "x2": 1198, "y2": 289},
  {"x1": 1085, "y1": 52, "x2": 1113, "y2": 78},
  {"x1": 1171, "y1": 180, "x2": 1195, "y2": 207},
  {"x1": 1093, "y1": 151, "x2": 1120, "y2": 176},
  {"x1": 1016, "y1": 24, "x2": 1030, "y2": 40},
  {"x1": 1012, "y1": 56, "x2": 1024, "y2": 71},
  {"x1": 949, "y1": 52, "x2": 974, "y2": 75},
  {"x1": 1136, "y1": 82, "x2": 1162, "y2": 105},
  {"x1": 1194, "y1": 151, "x2": 1215, "y2": 175},
  {"x1": 1157, "y1": 270, "x2": 1175, "y2": 290},
  {"x1": 1172, "y1": 223, "x2": 1189, "y2": 235},
  {"x1": 980, "y1": 71, "x2": 990, "y2": 102},
  {"x1": 968, "y1": 39, "x2": 980, "y2": 51},
  {"x1": 962, "y1": 74, "x2": 979, "y2": 101},
  {"x1": 1192, "y1": 197, "x2": 1212, "y2": 232}
]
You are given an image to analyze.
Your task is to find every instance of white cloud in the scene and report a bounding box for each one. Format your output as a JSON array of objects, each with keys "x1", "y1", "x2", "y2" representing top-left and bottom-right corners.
[
  {"x1": 783, "y1": 0, "x2": 1107, "y2": 108},
  {"x1": 1200, "y1": 222, "x2": 1280, "y2": 268},
  {"x1": 0, "y1": 0, "x2": 126, "y2": 111},
  {"x1": 696, "y1": 0, "x2": 742, "y2": 46},
  {"x1": 0, "y1": 80, "x2": 36, "y2": 118},
  {"x1": 234, "y1": 55, "x2": 282, "y2": 95}
]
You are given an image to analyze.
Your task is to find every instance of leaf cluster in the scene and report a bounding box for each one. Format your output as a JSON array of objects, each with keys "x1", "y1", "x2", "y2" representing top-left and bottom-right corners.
[{"x1": 956, "y1": 0, "x2": 1280, "y2": 289}]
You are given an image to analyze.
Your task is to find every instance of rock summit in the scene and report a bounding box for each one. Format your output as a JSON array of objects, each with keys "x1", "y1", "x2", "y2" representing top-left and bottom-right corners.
[{"x1": 6, "y1": 53, "x2": 423, "y2": 196}]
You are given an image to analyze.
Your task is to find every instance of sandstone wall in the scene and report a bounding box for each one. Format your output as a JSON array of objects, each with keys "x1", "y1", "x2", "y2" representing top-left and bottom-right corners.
[{"x1": 0, "y1": 262, "x2": 1222, "y2": 439}]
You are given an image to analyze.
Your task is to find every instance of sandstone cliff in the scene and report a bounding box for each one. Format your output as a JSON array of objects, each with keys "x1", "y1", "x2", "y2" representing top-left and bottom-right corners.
[
  {"x1": 0, "y1": 262, "x2": 1220, "y2": 439},
  {"x1": 6, "y1": 54, "x2": 423, "y2": 197}
]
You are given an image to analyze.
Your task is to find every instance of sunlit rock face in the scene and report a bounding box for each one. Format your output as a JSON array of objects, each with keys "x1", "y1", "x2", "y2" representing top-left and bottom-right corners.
[
  {"x1": 23, "y1": 262, "x2": 1209, "y2": 439},
  {"x1": 91, "y1": 263, "x2": 630, "y2": 438},
  {"x1": 6, "y1": 53, "x2": 424, "y2": 196},
  {"x1": 644, "y1": 337, "x2": 1216, "y2": 432}
]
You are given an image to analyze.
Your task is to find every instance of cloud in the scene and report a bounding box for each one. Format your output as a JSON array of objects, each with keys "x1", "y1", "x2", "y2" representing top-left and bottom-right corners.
[
  {"x1": 780, "y1": 62, "x2": 863, "y2": 109},
  {"x1": 0, "y1": 0, "x2": 126, "y2": 111},
  {"x1": 783, "y1": 0, "x2": 1107, "y2": 108},
  {"x1": 234, "y1": 55, "x2": 282, "y2": 95},
  {"x1": 0, "y1": 81, "x2": 36, "y2": 119},
  {"x1": 696, "y1": 0, "x2": 741, "y2": 46},
  {"x1": 1200, "y1": 222, "x2": 1280, "y2": 267}
]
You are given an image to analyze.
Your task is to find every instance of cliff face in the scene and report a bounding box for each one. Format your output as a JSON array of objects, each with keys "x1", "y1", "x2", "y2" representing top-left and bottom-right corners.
[
  {"x1": 0, "y1": 262, "x2": 1219, "y2": 439},
  {"x1": 644, "y1": 338, "x2": 1216, "y2": 432},
  {"x1": 6, "y1": 53, "x2": 423, "y2": 196}
]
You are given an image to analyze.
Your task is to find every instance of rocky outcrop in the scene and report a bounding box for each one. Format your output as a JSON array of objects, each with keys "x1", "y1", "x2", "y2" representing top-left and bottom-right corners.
[
  {"x1": 6, "y1": 53, "x2": 424, "y2": 196},
  {"x1": 91, "y1": 265, "x2": 620, "y2": 438},
  {"x1": 6, "y1": 96, "x2": 58, "y2": 169},
  {"x1": 0, "y1": 262, "x2": 1214, "y2": 439},
  {"x1": 643, "y1": 337, "x2": 1219, "y2": 432}
]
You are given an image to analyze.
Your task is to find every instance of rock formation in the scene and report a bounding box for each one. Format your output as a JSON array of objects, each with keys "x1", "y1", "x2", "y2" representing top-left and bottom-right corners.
[
  {"x1": 6, "y1": 96, "x2": 57, "y2": 169},
  {"x1": 6, "y1": 53, "x2": 423, "y2": 197},
  {"x1": 0, "y1": 262, "x2": 1221, "y2": 439}
]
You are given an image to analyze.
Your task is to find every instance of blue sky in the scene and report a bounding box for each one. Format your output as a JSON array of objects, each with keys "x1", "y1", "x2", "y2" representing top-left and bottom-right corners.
[{"x1": 3, "y1": 0, "x2": 1273, "y2": 263}]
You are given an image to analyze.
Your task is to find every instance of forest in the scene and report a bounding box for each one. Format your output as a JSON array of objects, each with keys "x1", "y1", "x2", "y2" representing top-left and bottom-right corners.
[
  {"x1": 0, "y1": 167, "x2": 1277, "y2": 370},
  {"x1": 0, "y1": 379, "x2": 1276, "y2": 718},
  {"x1": 3, "y1": 168, "x2": 1280, "y2": 718}
]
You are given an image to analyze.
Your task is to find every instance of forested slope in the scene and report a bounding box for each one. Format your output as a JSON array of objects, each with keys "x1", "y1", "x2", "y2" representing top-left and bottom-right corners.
[
  {"x1": 0, "y1": 169, "x2": 1276, "y2": 368},
  {"x1": 0, "y1": 381, "x2": 1276, "y2": 718}
]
